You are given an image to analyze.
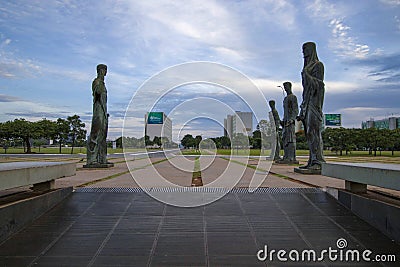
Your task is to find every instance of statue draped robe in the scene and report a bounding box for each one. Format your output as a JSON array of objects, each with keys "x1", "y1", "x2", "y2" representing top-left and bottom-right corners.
[
  {"x1": 300, "y1": 59, "x2": 325, "y2": 167},
  {"x1": 87, "y1": 77, "x2": 109, "y2": 165},
  {"x1": 282, "y1": 93, "x2": 298, "y2": 162}
]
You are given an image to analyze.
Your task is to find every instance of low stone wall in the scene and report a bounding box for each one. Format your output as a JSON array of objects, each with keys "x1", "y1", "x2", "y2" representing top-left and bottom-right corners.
[
  {"x1": 326, "y1": 187, "x2": 400, "y2": 244},
  {"x1": 0, "y1": 187, "x2": 72, "y2": 243},
  {"x1": 0, "y1": 161, "x2": 76, "y2": 191}
]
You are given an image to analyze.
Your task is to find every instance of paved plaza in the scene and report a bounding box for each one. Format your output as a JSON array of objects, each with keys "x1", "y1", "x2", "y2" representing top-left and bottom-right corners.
[
  {"x1": 2, "y1": 188, "x2": 400, "y2": 266},
  {"x1": 0, "y1": 153, "x2": 399, "y2": 266}
]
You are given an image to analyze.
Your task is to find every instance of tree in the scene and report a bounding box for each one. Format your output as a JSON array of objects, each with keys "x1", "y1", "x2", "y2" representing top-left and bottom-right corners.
[
  {"x1": 210, "y1": 136, "x2": 231, "y2": 149},
  {"x1": 199, "y1": 138, "x2": 215, "y2": 149},
  {"x1": 144, "y1": 135, "x2": 153, "y2": 146},
  {"x1": 393, "y1": 129, "x2": 400, "y2": 154},
  {"x1": 251, "y1": 130, "x2": 262, "y2": 149},
  {"x1": 364, "y1": 128, "x2": 381, "y2": 156},
  {"x1": 55, "y1": 118, "x2": 70, "y2": 153},
  {"x1": 67, "y1": 115, "x2": 86, "y2": 154},
  {"x1": 220, "y1": 136, "x2": 231, "y2": 149},
  {"x1": 232, "y1": 133, "x2": 249, "y2": 154},
  {"x1": 181, "y1": 134, "x2": 195, "y2": 149},
  {"x1": 153, "y1": 136, "x2": 162, "y2": 147},
  {"x1": 380, "y1": 129, "x2": 396, "y2": 156},
  {"x1": 11, "y1": 119, "x2": 41, "y2": 153},
  {"x1": 0, "y1": 121, "x2": 13, "y2": 153},
  {"x1": 36, "y1": 119, "x2": 57, "y2": 152},
  {"x1": 323, "y1": 127, "x2": 347, "y2": 155}
]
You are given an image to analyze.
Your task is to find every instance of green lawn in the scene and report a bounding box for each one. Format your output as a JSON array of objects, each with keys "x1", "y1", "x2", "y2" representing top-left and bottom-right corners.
[
  {"x1": 215, "y1": 149, "x2": 400, "y2": 157},
  {"x1": 1, "y1": 147, "x2": 125, "y2": 154},
  {"x1": 3, "y1": 146, "x2": 399, "y2": 158},
  {"x1": 181, "y1": 149, "x2": 202, "y2": 155}
]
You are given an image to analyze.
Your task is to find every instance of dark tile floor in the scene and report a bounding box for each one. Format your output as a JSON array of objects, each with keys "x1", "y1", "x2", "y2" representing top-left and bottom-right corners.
[{"x1": 0, "y1": 188, "x2": 399, "y2": 266}]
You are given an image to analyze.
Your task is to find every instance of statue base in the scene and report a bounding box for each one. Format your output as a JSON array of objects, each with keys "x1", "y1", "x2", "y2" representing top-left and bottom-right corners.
[
  {"x1": 294, "y1": 167, "x2": 321, "y2": 175},
  {"x1": 83, "y1": 162, "x2": 114, "y2": 168},
  {"x1": 275, "y1": 159, "x2": 299, "y2": 165}
]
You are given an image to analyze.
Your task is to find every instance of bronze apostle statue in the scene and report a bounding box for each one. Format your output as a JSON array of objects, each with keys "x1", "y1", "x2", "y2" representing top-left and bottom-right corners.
[
  {"x1": 84, "y1": 64, "x2": 114, "y2": 168},
  {"x1": 269, "y1": 100, "x2": 281, "y2": 161},
  {"x1": 296, "y1": 42, "x2": 325, "y2": 172},
  {"x1": 277, "y1": 82, "x2": 299, "y2": 164}
]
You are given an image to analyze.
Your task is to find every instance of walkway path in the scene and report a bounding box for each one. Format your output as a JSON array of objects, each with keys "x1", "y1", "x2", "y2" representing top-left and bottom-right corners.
[{"x1": 1, "y1": 188, "x2": 399, "y2": 266}]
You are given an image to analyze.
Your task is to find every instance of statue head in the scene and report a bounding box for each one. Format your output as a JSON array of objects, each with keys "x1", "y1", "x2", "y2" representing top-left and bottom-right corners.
[
  {"x1": 302, "y1": 42, "x2": 318, "y2": 67},
  {"x1": 283, "y1": 82, "x2": 292, "y2": 95},
  {"x1": 96, "y1": 64, "x2": 107, "y2": 76},
  {"x1": 269, "y1": 100, "x2": 275, "y2": 109}
]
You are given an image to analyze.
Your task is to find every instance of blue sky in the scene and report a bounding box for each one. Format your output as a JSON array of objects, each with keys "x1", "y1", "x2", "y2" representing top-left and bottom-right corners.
[{"x1": 1, "y1": 0, "x2": 400, "y2": 140}]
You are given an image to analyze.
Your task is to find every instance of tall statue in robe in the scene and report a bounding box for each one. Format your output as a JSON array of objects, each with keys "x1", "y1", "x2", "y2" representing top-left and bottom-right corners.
[
  {"x1": 278, "y1": 82, "x2": 299, "y2": 163},
  {"x1": 85, "y1": 64, "x2": 113, "y2": 168},
  {"x1": 269, "y1": 100, "x2": 281, "y2": 161},
  {"x1": 297, "y1": 42, "x2": 325, "y2": 170}
]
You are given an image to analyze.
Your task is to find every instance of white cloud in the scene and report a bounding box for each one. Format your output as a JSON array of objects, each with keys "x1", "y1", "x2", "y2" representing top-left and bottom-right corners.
[
  {"x1": 0, "y1": 35, "x2": 41, "y2": 78},
  {"x1": 0, "y1": 58, "x2": 41, "y2": 79},
  {"x1": 380, "y1": 0, "x2": 400, "y2": 6},
  {"x1": 212, "y1": 47, "x2": 249, "y2": 62},
  {"x1": 395, "y1": 16, "x2": 400, "y2": 31},
  {"x1": 1, "y1": 38, "x2": 11, "y2": 46},
  {"x1": 306, "y1": 0, "x2": 340, "y2": 20},
  {"x1": 0, "y1": 99, "x2": 69, "y2": 122},
  {"x1": 329, "y1": 19, "x2": 370, "y2": 59},
  {"x1": 324, "y1": 81, "x2": 360, "y2": 94},
  {"x1": 241, "y1": 0, "x2": 297, "y2": 30},
  {"x1": 306, "y1": 0, "x2": 375, "y2": 59}
]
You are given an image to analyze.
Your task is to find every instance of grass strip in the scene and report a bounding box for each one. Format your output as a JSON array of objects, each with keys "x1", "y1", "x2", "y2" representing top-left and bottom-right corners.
[{"x1": 191, "y1": 156, "x2": 203, "y2": 186}]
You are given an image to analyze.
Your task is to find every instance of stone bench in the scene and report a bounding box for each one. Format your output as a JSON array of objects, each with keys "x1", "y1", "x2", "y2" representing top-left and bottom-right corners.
[
  {"x1": 321, "y1": 162, "x2": 400, "y2": 193},
  {"x1": 0, "y1": 161, "x2": 76, "y2": 191}
]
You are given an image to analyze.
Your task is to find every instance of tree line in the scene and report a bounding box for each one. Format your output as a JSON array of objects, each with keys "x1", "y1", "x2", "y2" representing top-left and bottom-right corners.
[
  {"x1": 180, "y1": 127, "x2": 400, "y2": 156},
  {"x1": 321, "y1": 127, "x2": 400, "y2": 156},
  {"x1": 0, "y1": 115, "x2": 86, "y2": 154},
  {"x1": 115, "y1": 135, "x2": 178, "y2": 148}
]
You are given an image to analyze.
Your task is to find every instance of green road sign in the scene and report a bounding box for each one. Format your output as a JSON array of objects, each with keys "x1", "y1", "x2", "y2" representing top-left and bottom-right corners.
[
  {"x1": 325, "y1": 114, "x2": 341, "y2": 126},
  {"x1": 148, "y1": 112, "x2": 163, "y2": 124}
]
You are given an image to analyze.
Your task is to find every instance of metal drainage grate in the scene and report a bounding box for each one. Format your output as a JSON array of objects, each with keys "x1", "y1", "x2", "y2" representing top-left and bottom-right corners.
[
  {"x1": 74, "y1": 187, "x2": 146, "y2": 193},
  {"x1": 74, "y1": 187, "x2": 322, "y2": 194}
]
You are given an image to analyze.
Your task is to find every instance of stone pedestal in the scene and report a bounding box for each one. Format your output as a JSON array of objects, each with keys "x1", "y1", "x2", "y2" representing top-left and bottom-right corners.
[
  {"x1": 83, "y1": 162, "x2": 114, "y2": 168},
  {"x1": 294, "y1": 167, "x2": 321, "y2": 175}
]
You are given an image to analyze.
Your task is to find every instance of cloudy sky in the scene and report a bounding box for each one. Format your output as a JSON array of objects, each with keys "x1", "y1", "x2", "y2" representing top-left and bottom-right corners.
[{"x1": 1, "y1": 0, "x2": 400, "y2": 140}]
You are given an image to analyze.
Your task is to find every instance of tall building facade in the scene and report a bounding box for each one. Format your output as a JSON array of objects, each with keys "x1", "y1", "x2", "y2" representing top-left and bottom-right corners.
[
  {"x1": 145, "y1": 112, "x2": 172, "y2": 142},
  {"x1": 224, "y1": 111, "x2": 253, "y2": 137},
  {"x1": 361, "y1": 117, "x2": 400, "y2": 130}
]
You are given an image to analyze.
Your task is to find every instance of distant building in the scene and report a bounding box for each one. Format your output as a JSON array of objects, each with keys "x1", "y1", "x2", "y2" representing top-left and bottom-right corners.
[
  {"x1": 362, "y1": 117, "x2": 400, "y2": 130},
  {"x1": 145, "y1": 112, "x2": 172, "y2": 142},
  {"x1": 224, "y1": 111, "x2": 253, "y2": 137}
]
